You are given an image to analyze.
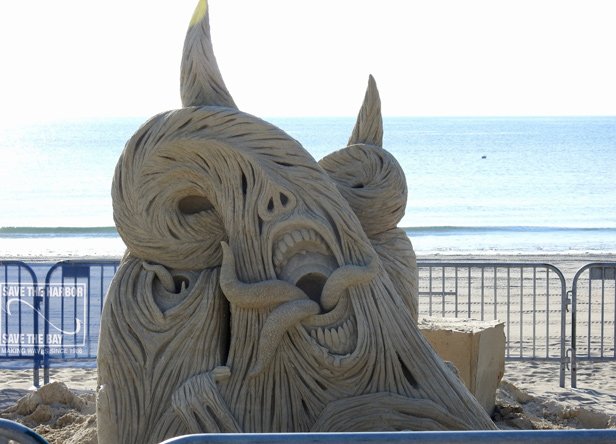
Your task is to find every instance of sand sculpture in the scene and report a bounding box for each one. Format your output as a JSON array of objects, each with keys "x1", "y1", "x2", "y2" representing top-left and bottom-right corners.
[{"x1": 97, "y1": 1, "x2": 496, "y2": 442}]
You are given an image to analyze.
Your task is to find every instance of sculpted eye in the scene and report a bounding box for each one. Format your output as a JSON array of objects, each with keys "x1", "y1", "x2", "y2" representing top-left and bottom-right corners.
[{"x1": 178, "y1": 195, "x2": 214, "y2": 215}]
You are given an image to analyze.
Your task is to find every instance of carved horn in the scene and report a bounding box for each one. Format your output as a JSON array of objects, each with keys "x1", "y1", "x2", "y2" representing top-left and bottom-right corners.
[
  {"x1": 348, "y1": 75, "x2": 383, "y2": 147},
  {"x1": 181, "y1": 0, "x2": 237, "y2": 108}
]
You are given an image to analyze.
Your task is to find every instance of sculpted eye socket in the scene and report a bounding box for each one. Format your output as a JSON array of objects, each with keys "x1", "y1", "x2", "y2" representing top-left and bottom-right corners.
[{"x1": 178, "y1": 195, "x2": 214, "y2": 215}]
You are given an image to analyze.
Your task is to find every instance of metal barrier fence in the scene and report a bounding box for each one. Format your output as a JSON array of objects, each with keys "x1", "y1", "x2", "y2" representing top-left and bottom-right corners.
[
  {"x1": 0, "y1": 260, "x2": 119, "y2": 386},
  {"x1": 41, "y1": 260, "x2": 119, "y2": 384},
  {"x1": 570, "y1": 263, "x2": 616, "y2": 388},
  {"x1": 417, "y1": 262, "x2": 567, "y2": 359},
  {"x1": 416, "y1": 261, "x2": 568, "y2": 386},
  {"x1": 0, "y1": 261, "x2": 42, "y2": 387},
  {"x1": 1, "y1": 259, "x2": 616, "y2": 389}
]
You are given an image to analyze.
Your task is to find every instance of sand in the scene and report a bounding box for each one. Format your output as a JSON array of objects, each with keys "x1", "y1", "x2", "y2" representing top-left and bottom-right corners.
[
  {"x1": 1, "y1": 253, "x2": 615, "y2": 441},
  {"x1": 497, "y1": 360, "x2": 616, "y2": 429},
  {"x1": 0, "y1": 369, "x2": 98, "y2": 443}
]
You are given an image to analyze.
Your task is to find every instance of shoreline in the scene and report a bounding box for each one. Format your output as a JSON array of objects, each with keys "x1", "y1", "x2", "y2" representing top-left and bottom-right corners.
[
  {"x1": 2, "y1": 225, "x2": 616, "y2": 260},
  {"x1": 3, "y1": 252, "x2": 615, "y2": 261}
]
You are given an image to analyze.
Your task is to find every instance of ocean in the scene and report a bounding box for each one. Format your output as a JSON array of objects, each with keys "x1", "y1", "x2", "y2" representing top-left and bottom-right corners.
[{"x1": 1, "y1": 116, "x2": 615, "y2": 256}]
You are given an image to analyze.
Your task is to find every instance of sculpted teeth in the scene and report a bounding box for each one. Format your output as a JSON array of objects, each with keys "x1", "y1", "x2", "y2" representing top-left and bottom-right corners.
[
  {"x1": 273, "y1": 228, "x2": 330, "y2": 273},
  {"x1": 274, "y1": 250, "x2": 284, "y2": 268},
  {"x1": 284, "y1": 233, "x2": 295, "y2": 247},
  {"x1": 324, "y1": 328, "x2": 333, "y2": 347},
  {"x1": 317, "y1": 328, "x2": 325, "y2": 345},
  {"x1": 273, "y1": 227, "x2": 356, "y2": 355},
  {"x1": 310, "y1": 318, "x2": 356, "y2": 355},
  {"x1": 330, "y1": 328, "x2": 340, "y2": 349}
]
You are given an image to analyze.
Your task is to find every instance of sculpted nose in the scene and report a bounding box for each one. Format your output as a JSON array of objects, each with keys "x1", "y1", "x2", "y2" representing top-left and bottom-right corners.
[{"x1": 258, "y1": 189, "x2": 296, "y2": 220}]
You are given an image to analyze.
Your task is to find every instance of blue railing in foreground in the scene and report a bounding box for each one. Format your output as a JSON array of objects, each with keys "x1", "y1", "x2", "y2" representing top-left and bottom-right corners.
[
  {"x1": 158, "y1": 430, "x2": 616, "y2": 444},
  {"x1": 0, "y1": 418, "x2": 48, "y2": 444}
]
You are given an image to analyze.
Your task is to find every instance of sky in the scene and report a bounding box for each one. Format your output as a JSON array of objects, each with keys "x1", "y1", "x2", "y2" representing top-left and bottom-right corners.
[{"x1": 0, "y1": 0, "x2": 615, "y2": 121}]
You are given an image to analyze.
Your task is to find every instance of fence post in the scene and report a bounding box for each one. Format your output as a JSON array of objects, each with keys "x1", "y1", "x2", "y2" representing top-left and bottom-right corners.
[
  {"x1": 570, "y1": 283, "x2": 578, "y2": 389},
  {"x1": 569, "y1": 262, "x2": 616, "y2": 389},
  {"x1": 32, "y1": 279, "x2": 41, "y2": 389},
  {"x1": 0, "y1": 261, "x2": 40, "y2": 388},
  {"x1": 43, "y1": 269, "x2": 51, "y2": 386}
]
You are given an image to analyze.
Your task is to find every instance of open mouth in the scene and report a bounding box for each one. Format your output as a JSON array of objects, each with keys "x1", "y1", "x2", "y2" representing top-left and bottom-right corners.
[
  {"x1": 220, "y1": 231, "x2": 377, "y2": 374},
  {"x1": 272, "y1": 227, "x2": 357, "y2": 355},
  {"x1": 273, "y1": 228, "x2": 337, "y2": 307}
]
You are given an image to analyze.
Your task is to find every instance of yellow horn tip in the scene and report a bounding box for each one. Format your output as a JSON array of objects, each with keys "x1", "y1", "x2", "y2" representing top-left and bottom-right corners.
[{"x1": 190, "y1": 0, "x2": 208, "y2": 27}]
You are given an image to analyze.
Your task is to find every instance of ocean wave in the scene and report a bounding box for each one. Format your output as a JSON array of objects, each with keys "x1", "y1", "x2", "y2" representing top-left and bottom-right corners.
[
  {"x1": 403, "y1": 226, "x2": 616, "y2": 236},
  {"x1": 0, "y1": 225, "x2": 614, "y2": 257},
  {"x1": 0, "y1": 226, "x2": 119, "y2": 237},
  {"x1": 2, "y1": 225, "x2": 616, "y2": 237}
]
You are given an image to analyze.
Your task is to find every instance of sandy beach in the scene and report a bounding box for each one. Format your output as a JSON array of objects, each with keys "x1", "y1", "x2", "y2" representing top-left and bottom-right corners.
[
  {"x1": 1, "y1": 253, "x2": 615, "y2": 441},
  {"x1": 419, "y1": 252, "x2": 616, "y2": 278}
]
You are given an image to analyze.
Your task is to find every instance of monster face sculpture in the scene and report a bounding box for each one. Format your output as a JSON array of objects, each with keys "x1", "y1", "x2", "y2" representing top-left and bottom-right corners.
[{"x1": 97, "y1": 1, "x2": 495, "y2": 442}]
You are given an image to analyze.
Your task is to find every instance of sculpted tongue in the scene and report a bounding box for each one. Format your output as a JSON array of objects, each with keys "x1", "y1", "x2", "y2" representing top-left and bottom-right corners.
[
  {"x1": 219, "y1": 241, "x2": 379, "y2": 376},
  {"x1": 220, "y1": 242, "x2": 307, "y2": 309},
  {"x1": 248, "y1": 299, "x2": 320, "y2": 377},
  {"x1": 253, "y1": 257, "x2": 378, "y2": 373},
  {"x1": 320, "y1": 256, "x2": 379, "y2": 311},
  {"x1": 219, "y1": 242, "x2": 320, "y2": 377}
]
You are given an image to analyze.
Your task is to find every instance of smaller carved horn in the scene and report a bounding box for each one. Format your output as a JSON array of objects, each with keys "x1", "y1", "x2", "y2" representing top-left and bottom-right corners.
[
  {"x1": 348, "y1": 75, "x2": 383, "y2": 147},
  {"x1": 181, "y1": 0, "x2": 237, "y2": 108}
]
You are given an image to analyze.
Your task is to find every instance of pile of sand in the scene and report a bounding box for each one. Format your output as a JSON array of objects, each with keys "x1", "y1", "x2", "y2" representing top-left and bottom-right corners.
[
  {"x1": 1, "y1": 381, "x2": 97, "y2": 444},
  {"x1": 2, "y1": 361, "x2": 616, "y2": 440},
  {"x1": 2, "y1": 374, "x2": 615, "y2": 443},
  {"x1": 494, "y1": 379, "x2": 616, "y2": 429}
]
